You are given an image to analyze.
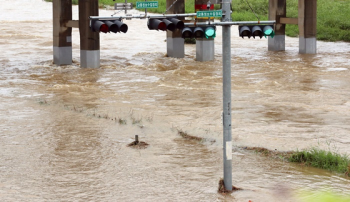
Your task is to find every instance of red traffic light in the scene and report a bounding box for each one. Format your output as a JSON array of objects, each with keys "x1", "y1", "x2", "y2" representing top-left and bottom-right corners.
[
  {"x1": 91, "y1": 20, "x2": 109, "y2": 33},
  {"x1": 99, "y1": 24, "x2": 109, "y2": 33},
  {"x1": 148, "y1": 19, "x2": 166, "y2": 31}
]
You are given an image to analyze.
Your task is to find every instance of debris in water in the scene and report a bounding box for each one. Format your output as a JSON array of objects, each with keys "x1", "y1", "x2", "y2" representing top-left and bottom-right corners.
[
  {"x1": 178, "y1": 130, "x2": 204, "y2": 141},
  {"x1": 218, "y1": 179, "x2": 242, "y2": 194},
  {"x1": 127, "y1": 135, "x2": 149, "y2": 149}
]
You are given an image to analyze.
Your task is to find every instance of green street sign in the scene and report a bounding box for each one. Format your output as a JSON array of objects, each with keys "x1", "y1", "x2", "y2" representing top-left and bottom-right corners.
[
  {"x1": 197, "y1": 10, "x2": 222, "y2": 18},
  {"x1": 136, "y1": 1, "x2": 158, "y2": 9}
]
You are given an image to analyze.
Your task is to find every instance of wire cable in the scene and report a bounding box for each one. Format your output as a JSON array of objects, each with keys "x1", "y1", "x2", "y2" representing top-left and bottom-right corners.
[
  {"x1": 163, "y1": 0, "x2": 180, "y2": 15},
  {"x1": 244, "y1": 0, "x2": 260, "y2": 21}
]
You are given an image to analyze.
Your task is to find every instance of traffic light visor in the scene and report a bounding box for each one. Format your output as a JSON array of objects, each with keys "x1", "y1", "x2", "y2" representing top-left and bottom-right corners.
[
  {"x1": 193, "y1": 27, "x2": 204, "y2": 38},
  {"x1": 182, "y1": 27, "x2": 193, "y2": 38},
  {"x1": 239, "y1": 26, "x2": 251, "y2": 38},
  {"x1": 105, "y1": 21, "x2": 118, "y2": 33},
  {"x1": 114, "y1": 20, "x2": 128, "y2": 33},
  {"x1": 169, "y1": 18, "x2": 184, "y2": 30},
  {"x1": 162, "y1": 19, "x2": 175, "y2": 31},
  {"x1": 251, "y1": 26, "x2": 263, "y2": 38}
]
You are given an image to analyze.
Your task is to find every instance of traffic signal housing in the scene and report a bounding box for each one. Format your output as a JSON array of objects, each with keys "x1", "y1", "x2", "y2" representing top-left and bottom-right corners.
[
  {"x1": 238, "y1": 25, "x2": 275, "y2": 39},
  {"x1": 147, "y1": 18, "x2": 184, "y2": 31},
  {"x1": 181, "y1": 26, "x2": 216, "y2": 39},
  {"x1": 90, "y1": 19, "x2": 128, "y2": 33}
]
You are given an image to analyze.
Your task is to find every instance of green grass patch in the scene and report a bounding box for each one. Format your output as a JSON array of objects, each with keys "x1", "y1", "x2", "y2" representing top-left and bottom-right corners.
[
  {"x1": 243, "y1": 146, "x2": 350, "y2": 177},
  {"x1": 289, "y1": 147, "x2": 350, "y2": 176},
  {"x1": 298, "y1": 190, "x2": 350, "y2": 202}
]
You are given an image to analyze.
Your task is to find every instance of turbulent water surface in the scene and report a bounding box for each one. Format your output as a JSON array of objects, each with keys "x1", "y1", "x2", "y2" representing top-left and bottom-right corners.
[{"x1": 1, "y1": 0, "x2": 350, "y2": 201}]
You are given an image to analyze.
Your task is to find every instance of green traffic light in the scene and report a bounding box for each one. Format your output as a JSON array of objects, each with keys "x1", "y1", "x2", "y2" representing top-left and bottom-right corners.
[
  {"x1": 205, "y1": 27, "x2": 216, "y2": 39},
  {"x1": 263, "y1": 26, "x2": 275, "y2": 38}
]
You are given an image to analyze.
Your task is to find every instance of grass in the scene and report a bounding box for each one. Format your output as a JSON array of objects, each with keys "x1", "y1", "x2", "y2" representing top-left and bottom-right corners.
[
  {"x1": 45, "y1": 0, "x2": 350, "y2": 42},
  {"x1": 289, "y1": 147, "x2": 350, "y2": 176},
  {"x1": 298, "y1": 190, "x2": 350, "y2": 202},
  {"x1": 118, "y1": 118, "x2": 127, "y2": 125},
  {"x1": 177, "y1": 129, "x2": 204, "y2": 141},
  {"x1": 245, "y1": 146, "x2": 350, "y2": 177}
]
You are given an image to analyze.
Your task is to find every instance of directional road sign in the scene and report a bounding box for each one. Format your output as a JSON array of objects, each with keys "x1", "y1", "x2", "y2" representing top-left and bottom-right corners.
[
  {"x1": 136, "y1": 1, "x2": 158, "y2": 9},
  {"x1": 115, "y1": 3, "x2": 133, "y2": 10},
  {"x1": 196, "y1": 10, "x2": 222, "y2": 18}
]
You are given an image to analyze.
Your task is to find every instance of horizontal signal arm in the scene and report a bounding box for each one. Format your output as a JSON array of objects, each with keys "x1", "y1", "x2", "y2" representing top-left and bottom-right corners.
[
  {"x1": 279, "y1": 17, "x2": 298, "y2": 25},
  {"x1": 65, "y1": 20, "x2": 79, "y2": 28}
]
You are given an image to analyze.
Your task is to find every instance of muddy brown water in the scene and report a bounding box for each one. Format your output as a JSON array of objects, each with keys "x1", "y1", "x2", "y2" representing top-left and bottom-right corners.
[{"x1": 1, "y1": 0, "x2": 350, "y2": 201}]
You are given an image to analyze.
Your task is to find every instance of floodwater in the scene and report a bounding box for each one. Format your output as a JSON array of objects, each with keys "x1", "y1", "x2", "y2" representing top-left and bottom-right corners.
[{"x1": 1, "y1": 0, "x2": 350, "y2": 201}]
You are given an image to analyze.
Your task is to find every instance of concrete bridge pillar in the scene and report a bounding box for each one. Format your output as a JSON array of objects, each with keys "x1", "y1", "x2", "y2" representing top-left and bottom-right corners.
[
  {"x1": 268, "y1": 0, "x2": 286, "y2": 51},
  {"x1": 166, "y1": 0, "x2": 185, "y2": 58},
  {"x1": 268, "y1": 0, "x2": 317, "y2": 54},
  {"x1": 53, "y1": 0, "x2": 73, "y2": 65},
  {"x1": 79, "y1": 0, "x2": 100, "y2": 68},
  {"x1": 298, "y1": 0, "x2": 317, "y2": 54},
  {"x1": 195, "y1": 0, "x2": 215, "y2": 61}
]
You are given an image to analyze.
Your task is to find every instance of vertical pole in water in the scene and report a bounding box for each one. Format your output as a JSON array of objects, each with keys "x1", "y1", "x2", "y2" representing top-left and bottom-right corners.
[
  {"x1": 166, "y1": 0, "x2": 185, "y2": 58},
  {"x1": 53, "y1": 0, "x2": 73, "y2": 65},
  {"x1": 145, "y1": 0, "x2": 147, "y2": 16},
  {"x1": 268, "y1": 0, "x2": 286, "y2": 51},
  {"x1": 135, "y1": 135, "x2": 139, "y2": 144},
  {"x1": 298, "y1": 0, "x2": 317, "y2": 54},
  {"x1": 222, "y1": 0, "x2": 232, "y2": 191},
  {"x1": 79, "y1": 0, "x2": 100, "y2": 68}
]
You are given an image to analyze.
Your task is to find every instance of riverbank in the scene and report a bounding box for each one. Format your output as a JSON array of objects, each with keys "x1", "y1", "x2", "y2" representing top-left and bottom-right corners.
[
  {"x1": 243, "y1": 146, "x2": 350, "y2": 177},
  {"x1": 177, "y1": 129, "x2": 350, "y2": 177}
]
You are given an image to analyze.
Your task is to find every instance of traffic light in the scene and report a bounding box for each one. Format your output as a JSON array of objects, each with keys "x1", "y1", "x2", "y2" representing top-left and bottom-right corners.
[
  {"x1": 90, "y1": 19, "x2": 128, "y2": 33},
  {"x1": 181, "y1": 26, "x2": 216, "y2": 39},
  {"x1": 238, "y1": 25, "x2": 275, "y2": 39},
  {"x1": 147, "y1": 18, "x2": 184, "y2": 31}
]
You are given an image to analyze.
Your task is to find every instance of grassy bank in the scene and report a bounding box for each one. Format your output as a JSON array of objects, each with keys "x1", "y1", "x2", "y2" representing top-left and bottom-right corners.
[
  {"x1": 289, "y1": 147, "x2": 350, "y2": 176},
  {"x1": 245, "y1": 146, "x2": 350, "y2": 177},
  {"x1": 47, "y1": 0, "x2": 350, "y2": 42}
]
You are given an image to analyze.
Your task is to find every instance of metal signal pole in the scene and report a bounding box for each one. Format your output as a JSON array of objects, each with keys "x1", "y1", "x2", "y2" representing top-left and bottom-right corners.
[{"x1": 221, "y1": 0, "x2": 232, "y2": 191}]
